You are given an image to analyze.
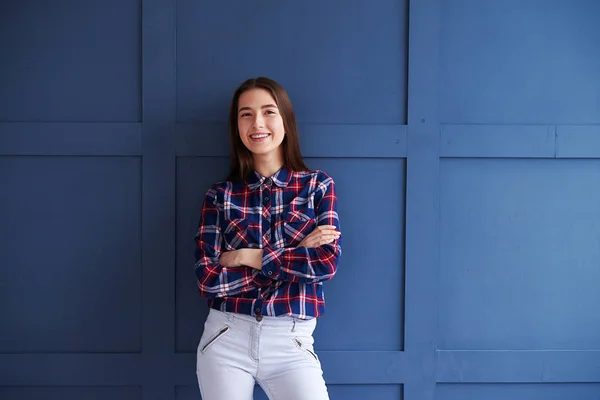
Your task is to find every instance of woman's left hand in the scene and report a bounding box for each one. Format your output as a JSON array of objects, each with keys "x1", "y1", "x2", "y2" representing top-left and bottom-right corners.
[{"x1": 220, "y1": 249, "x2": 263, "y2": 270}]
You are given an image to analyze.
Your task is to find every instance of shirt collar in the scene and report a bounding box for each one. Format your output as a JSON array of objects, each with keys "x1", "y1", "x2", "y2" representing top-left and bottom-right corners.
[{"x1": 246, "y1": 166, "x2": 292, "y2": 191}]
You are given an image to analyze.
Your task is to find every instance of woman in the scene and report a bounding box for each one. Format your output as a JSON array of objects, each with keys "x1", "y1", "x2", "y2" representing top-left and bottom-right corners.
[{"x1": 194, "y1": 76, "x2": 342, "y2": 400}]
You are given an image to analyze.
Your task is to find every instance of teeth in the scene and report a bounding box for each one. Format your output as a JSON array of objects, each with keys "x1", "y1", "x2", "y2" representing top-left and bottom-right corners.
[{"x1": 250, "y1": 134, "x2": 269, "y2": 139}]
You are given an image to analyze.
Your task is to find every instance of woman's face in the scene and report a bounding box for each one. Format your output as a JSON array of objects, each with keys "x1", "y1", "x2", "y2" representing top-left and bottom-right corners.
[{"x1": 237, "y1": 88, "x2": 286, "y2": 158}]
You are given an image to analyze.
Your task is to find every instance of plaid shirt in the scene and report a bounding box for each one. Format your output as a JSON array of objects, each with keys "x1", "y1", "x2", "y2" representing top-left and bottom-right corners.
[{"x1": 194, "y1": 167, "x2": 342, "y2": 320}]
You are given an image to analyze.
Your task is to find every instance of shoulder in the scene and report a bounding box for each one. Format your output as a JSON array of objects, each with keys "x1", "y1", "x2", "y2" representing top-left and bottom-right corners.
[
  {"x1": 209, "y1": 177, "x2": 247, "y2": 191},
  {"x1": 290, "y1": 169, "x2": 337, "y2": 197},
  {"x1": 202, "y1": 179, "x2": 244, "y2": 203},
  {"x1": 292, "y1": 169, "x2": 335, "y2": 184}
]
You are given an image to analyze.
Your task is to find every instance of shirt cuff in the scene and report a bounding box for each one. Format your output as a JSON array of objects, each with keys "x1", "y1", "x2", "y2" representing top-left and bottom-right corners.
[{"x1": 261, "y1": 248, "x2": 286, "y2": 279}]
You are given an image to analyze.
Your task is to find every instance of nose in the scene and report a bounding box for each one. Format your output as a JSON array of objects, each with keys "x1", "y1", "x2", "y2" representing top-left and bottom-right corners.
[{"x1": 252, "y1": 113, "x2": 265, "y2": 128}]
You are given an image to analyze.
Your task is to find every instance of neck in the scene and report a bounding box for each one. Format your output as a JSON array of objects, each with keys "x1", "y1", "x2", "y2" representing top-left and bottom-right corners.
[{"x1": 252, "y1": 150, "x2": 284, "y2": 178}]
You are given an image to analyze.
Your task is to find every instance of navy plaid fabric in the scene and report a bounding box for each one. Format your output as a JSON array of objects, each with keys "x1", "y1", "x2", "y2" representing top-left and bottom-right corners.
[{"x1": 194, "y1": 167, "x2": 342, "y2": 319}]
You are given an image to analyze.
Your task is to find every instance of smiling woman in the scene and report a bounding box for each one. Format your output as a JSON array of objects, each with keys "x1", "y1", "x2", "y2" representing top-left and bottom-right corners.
[
  {"x1": 236, "y1": 88, "x2": 287, "y2": 169},
  {"x1": 193, "y1": 77, "x2": 343, "y2": 400}
]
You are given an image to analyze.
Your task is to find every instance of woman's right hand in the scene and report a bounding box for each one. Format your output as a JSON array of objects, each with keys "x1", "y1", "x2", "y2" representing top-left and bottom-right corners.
[{"x1": 298, "y1": 225, "x2": 341, "y2": 248}]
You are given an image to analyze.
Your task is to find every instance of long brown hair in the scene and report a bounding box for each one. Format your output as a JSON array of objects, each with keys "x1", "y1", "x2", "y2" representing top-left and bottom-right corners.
[{"x1": 226, "y1": 77, "x2": 310, "y2": 182}]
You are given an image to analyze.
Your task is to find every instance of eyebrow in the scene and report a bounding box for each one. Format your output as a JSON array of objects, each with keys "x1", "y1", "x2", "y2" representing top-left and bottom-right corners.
[{"x1": 238, "y1": 104, "x2": 278, "y2": 113}]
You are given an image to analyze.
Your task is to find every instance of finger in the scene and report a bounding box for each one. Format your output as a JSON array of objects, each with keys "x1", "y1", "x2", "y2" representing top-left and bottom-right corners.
[
  {"x1": 321, "y1": 236, "x2": 336, "y2": 244},
  {"x1": 316, "y1": 229, "x2": 340, "y2": 236},
  {"x1": 321, "y1": 233, "x2": 341, "y2": 241},
  {"x1": 317, "y1": 225, "x2": 338, "y2": 231}
]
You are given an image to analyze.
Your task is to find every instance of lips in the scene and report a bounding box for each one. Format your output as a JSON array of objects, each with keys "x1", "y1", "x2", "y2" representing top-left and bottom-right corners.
[{"x1": 249, "y1": 133, "x2": 271, "y2": 143}]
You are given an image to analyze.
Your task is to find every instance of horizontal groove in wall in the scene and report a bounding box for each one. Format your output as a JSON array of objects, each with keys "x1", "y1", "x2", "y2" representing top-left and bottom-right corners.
[
  {"x1": 0, "y1": 354, "x2": 145, "y2": 386},
  {"x1": 441, "y1": 124, "x2": 600, "y2": 159},
  {"x1": 437, "y1": 350, "x2": 600, "y2": 383},
  {"x1": 0, "y1": 123, "x2": 142, "y2": 156}
]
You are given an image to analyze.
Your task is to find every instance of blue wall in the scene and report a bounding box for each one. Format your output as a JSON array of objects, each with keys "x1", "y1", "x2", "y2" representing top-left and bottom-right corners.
[{"x1": 1, "y1": 1, "x2": 599, "y2": 399}]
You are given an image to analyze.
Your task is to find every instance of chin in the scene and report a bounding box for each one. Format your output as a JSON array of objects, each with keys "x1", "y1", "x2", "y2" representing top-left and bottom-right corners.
[
  {"x1": 243, "y1": 141, "x2": 284, "y2": 157},
  {"x1": 249, "y1": 147, "x2": 277, "y2": 156}
]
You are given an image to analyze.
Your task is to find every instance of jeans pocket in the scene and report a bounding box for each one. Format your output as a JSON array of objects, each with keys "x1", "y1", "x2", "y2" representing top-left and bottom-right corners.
[
  {"x1": 199, "y1": 325, "x2": 230, "y2": 354},
  {"x1": 292, "y1": 337, "x2": 320, "y2": 364}
]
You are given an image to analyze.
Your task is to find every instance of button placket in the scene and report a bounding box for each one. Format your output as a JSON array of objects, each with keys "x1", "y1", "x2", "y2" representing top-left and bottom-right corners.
[{"x1": 262, "y1": 183, "x2": 272, "y2": 247}]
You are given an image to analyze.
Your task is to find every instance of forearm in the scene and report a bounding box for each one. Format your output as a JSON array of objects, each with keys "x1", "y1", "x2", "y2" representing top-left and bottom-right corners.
[
  {"x1": 232, "y1": 246, "x2": 341, "y2": 284},
  {"x1": 195, "y1": 255, "x2": 268, "y2": 298},
  {"x1": 260, "y1": 242, "x2": 341, "y2": 284}
]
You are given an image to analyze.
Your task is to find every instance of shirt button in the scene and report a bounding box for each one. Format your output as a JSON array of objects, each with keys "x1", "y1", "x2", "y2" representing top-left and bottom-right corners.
[
  {"x1": 255, "y1": 307, "x2": 261, "y2": 313},
  {"x1": 265, "y1": 233, "x2": 270, "y2": 241},
  {"x1": 256, "y1": 315, "x2": 263, "y2": 322},
  {"x1": 264, "y1": 196, "x2": 270, "y2": 203},
  {"x1": 265, "y1": 178, "x2": 272, "y2": 186},
  {"x1": 267, "y1": 271, "x2": 273, "y2": 276}
]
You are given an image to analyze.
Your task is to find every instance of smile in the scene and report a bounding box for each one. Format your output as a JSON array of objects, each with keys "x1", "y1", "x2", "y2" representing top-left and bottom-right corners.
[{"x1": 249, "y1": 133, "x2": 271, "y2": 143}]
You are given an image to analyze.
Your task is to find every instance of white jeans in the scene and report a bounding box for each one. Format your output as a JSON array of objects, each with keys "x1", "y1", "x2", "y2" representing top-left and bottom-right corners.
[{"x1": 196, "y1": 308, "x2": 330, "y2": 400}]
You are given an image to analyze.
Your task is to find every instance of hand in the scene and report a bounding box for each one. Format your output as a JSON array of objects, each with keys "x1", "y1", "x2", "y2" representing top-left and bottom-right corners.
[
  {"x1": 298, "y1": 225, "x2": 341, "y2": 248},
  {"x1": 219, "y1": 248, "x2": 263, "y2": 270}
]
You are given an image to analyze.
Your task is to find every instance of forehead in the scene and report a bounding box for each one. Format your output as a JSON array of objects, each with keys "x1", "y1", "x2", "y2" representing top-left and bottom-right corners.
[{"x1": 238, "y1": 88, "x2": 277, "y2": 109}]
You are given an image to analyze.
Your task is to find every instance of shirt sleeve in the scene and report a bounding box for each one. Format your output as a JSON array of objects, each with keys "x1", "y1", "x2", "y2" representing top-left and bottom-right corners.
[
  {"x1": 194, "y1": 185, "x2": 269, "y2": 298},
  {"x1": 261, "y1": 174, "x2": 342, "y2": 284}
]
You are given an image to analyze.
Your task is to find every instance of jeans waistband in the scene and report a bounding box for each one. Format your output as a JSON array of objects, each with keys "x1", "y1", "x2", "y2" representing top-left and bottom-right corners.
[{"x1": 207, "y1": 308, "x2": 316, "y2": 333}]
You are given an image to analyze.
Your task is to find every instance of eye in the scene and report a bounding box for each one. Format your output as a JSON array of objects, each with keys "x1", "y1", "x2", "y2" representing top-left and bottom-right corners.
[
  {"x1": 265, "y1": 109, "x2": 276, "y2": 115},
  {"x1": 240, "y1": 112, "x2": 251, "y2": 117}
]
